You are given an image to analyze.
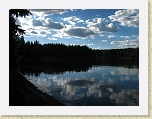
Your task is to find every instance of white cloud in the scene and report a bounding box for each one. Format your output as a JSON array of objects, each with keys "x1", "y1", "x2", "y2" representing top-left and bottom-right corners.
[
  {"x1": 68, "y1": 21, "x2": 76, "y2": 25},
  {"x1": 47, "y1": 37, "x2": 57, "y2": 40},
  {"x1": 87, "y1": 18, "x2": 118, "y2": 33},
  {"x1": 96, "y1": 47, "x2": 101, "y2": 50},
  {"x1": 111, "y1": 39, "x2": 139, "y2": 48},
  {"x1": 40, "y1": 31, "x2": 46, "y2": 34},
  {"x1": 17, "y1": 16, "x2": 50, "y2": 37},
  {"x1": 31, "y1": 31, "x2": 38, "y2": 34},
  {"x1": 17, "y1": 16, "x2": 33, "y2": 29},
  {"x1": 99, "y1": 34, "x2": 104, "y2": 36},
  {"x1": 18, "y1": 9, "x2": 139, "y2": 43},
  {"x1": 73, "y1": 16, "x2": 84, "y2": 23},
  {"x1": 29, "y1": 9, "x2": 68, "y2": 16},
  {"x1": 87, "y1": 43, "x2": 93, "y2": 46},
  {"x1": 44, "y1": 18, "x2": 64, "y2": 30},
  {"x1": 69, "y1": 44, "x2": 77, "y2": 46},
  {"x1": 25, "y1": 27, "x2": 51, "y2": 37},
  {"x1": 109, "y1": 9, "x2": 139, "y2": 28},
  {"x1": 32, "y1": 19, "x2": 43, "y2": 26},
  {"x1": 131, "y1": 35, "x2": 138, "y2": 38},
  {"x1": 107, "y1": 35, "x2": 115, "y2": 38},
  {"x1": 120, "y1": 36, "x2": 131, "y2": 38},
  {"x1": 19, "y1": 16, "x2": 64, "y2": 37},
  {"x1": 63, "y1": 26, "x2": 95, "y2": 39},
  {"x1": 125, "y1": 36, "x2": 130, "y2": 38},
  {"x1": 52, "y1": 27, "x2": 71, "y2": 39},
  {"x1": 62, "y1": 16, "x2": 73, "y2": 21},
  {"x1": 102, "y1": 40, "x2": 107, "y2": 42},
  {"x1": 52, "y1": 32, "x2": 65, "y2": 38},
  {"x1": 18, "y1": 10, "x2": 68, "y2": 38},
  {"x1": 62, "y1": 16, "x2": 84, "y2": 25}
]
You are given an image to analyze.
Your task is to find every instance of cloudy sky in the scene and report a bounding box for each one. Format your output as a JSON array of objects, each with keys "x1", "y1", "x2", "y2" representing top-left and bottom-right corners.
[{"x1": 17, "y1": 9, "x2": 139, "y2": 49}]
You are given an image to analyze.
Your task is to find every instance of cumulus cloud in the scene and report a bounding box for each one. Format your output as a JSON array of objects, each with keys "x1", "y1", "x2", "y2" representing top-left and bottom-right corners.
[
  {"x1": 63, "y1": 26, "x2": 95, "y2": 39},
  {"x1": 32, "y1": 19, "x2": 43, "y2": 26},
  {"x1": 62, "y1": 16, "x2": 84, "y2": 25},
  {"x1": 31, "y1": 31, "x2": 38, "y2": 34},
  {"x1": 29, "y1": 9, "x2": 68, "y2": 16},
  {"x1": 107, "y1": 35, "x2": 115, "y2": 38},
  {"x1": 68, "y1": 21, "x2": 76, "y2": 25},
  {"x1": 44, "y1": 18, "x2": 64, "y2": 29},
  {"x1": 17, "y1": 16, "x2": 33, "y2": 31},
  {"x1": 26, "y1": 28, "x2": 51, "y2": 37},
  {"x1": 109, "y1": 9, "x2": 139, "y2": 28},
  {"x1": 23, "y1": 17, "x2": 64, "y2": 37},
  {"x1": 17, "y1": 16, "x2": 52, "y2": 37},
  {"x1": 40, "y1": 31, "x2": 46, "y2": 34},
  {"x1": 62, "y1": 16, "x2": 73, "y2": 21},
  {"x1": 72, "y1": 16, "x2": 84, "y2": 23},
  {"x1": 111, "y1": 39, "x2": 139, "y2": 48},
  {"x1": 51, "y1": 25, "x2": 96, "y2": 39},
  {"x1": 52, "y1": 32, "x2": 67, "y2": 38},
  {"x1": 87, "y1": 18, "x2": 118, "y2": 33}
]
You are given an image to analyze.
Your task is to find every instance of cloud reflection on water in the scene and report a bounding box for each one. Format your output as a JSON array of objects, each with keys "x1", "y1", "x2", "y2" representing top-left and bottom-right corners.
[{"x1": 24, "y1": 66, "x2": 139, "y2": 106}]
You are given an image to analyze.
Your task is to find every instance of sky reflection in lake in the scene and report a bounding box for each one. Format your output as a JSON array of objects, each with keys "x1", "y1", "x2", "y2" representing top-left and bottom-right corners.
[{"x1": 24, "y1": 66, "x2": 139, "y2": 106}]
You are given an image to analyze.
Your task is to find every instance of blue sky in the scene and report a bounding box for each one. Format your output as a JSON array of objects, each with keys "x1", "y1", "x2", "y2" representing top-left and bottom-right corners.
[{"x1": 17, "y1": 9, "x2": 139, "y2": 49}]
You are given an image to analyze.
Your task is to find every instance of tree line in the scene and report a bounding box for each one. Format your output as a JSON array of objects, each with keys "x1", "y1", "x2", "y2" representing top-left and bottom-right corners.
[
  {"x1": 93, "y1": 48, "x2": 139, "y2": 60},
  {"x1": 14, "y1": 38, "x2": 139, "y2": 65},
  {"x1": 15, "y1": 39, "x2": 95, "y2": 65}
]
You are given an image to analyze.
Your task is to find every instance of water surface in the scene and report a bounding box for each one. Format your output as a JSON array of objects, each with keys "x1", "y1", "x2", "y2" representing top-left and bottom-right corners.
[{"x1": 21, "y1": 65, "x2": 139, "y2": 106}]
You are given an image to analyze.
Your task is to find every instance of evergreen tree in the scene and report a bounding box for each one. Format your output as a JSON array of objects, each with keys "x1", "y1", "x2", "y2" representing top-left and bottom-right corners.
[{"x1": 9, "y1": 9, "x2": 31, "y2": 67}]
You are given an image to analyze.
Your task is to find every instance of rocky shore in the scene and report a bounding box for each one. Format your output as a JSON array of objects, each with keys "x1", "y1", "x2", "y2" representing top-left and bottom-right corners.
[{"x1": 9, "y1": 68, "x2": 65, "y2": 106}]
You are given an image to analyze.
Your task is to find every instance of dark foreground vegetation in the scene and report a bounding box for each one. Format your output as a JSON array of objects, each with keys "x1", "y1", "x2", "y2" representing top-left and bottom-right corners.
[
  {"x1": 9, "y1": 9, "x2": 139, "y2": 106},
  {"x1": 9, "y1": 68, "x2": 65, "y2": 106}
]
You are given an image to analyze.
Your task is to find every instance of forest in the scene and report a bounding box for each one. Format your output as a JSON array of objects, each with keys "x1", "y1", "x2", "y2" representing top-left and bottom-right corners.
[{"x1": 10, "y1": 36, "x2": 139, "y2": 68}]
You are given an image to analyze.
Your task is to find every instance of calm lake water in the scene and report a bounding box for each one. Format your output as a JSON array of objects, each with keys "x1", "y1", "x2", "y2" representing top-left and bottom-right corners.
[{"x1": 21, "y1": 65, "x2": 139, "y2": 106}]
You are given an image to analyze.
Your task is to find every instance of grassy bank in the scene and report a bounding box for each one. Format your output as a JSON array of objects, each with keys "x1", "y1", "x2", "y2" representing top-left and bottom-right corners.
[{"x1": 9, "y1": 68, "x2": 65, "y2": 106}]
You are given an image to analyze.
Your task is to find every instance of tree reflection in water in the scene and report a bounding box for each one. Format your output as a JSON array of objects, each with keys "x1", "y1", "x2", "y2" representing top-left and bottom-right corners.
[{"x1": 20, "y1": 64, "x2": 139, "y2": 106}]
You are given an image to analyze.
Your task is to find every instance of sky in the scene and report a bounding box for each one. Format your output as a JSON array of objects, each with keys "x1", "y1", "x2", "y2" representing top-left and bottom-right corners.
[{"x1": 17, "y1": 9, "x2": 139, "y2": 49}]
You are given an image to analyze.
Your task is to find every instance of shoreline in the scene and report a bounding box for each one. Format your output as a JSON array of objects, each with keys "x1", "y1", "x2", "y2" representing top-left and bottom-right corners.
[{"x1": 9, "y1": 68, "x2": 65, "y2": 106}]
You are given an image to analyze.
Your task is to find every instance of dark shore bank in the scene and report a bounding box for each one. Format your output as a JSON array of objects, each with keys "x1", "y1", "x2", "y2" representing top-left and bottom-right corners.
[{"x1": 9, "y1": 68, "x2": 65, "y2": 106}]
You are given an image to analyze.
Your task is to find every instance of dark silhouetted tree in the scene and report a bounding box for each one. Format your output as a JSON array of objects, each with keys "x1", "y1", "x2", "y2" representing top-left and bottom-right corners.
[{"x1": 9, "y1": 9, "x2": 31, "y2": 67}]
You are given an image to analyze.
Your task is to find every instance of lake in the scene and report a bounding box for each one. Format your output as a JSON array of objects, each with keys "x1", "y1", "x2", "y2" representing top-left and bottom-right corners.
[{"x1": 20, "y1": 65, "x2": 139, "y2": 106}]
